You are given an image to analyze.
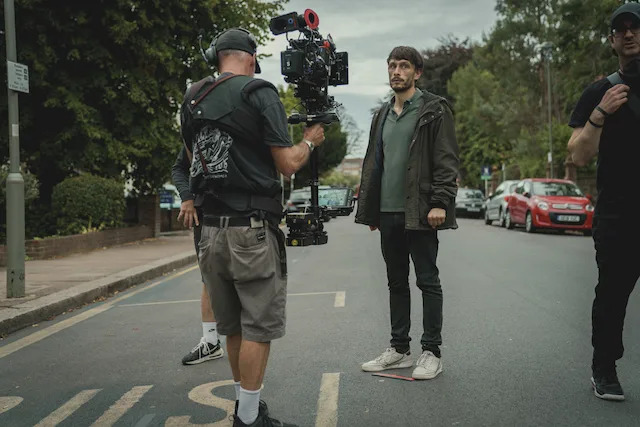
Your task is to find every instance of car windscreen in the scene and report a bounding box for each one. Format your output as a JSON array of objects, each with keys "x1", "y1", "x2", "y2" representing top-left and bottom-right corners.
[
  {"x1": 458, "y1": 189, "x2": 483, "y2": 199},
  {"x1": 532, "y1": 182, "x2": 583, "y2": 197},
  {"x1": 289, "y1": 191, "x2": 310, "y2": 202},
  {"x1": 318, "y1": 188, "x2": 350, "y2": 206}
]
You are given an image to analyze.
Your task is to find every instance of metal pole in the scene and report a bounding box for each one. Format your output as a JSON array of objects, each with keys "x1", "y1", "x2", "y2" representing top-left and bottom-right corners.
[
  {"x1": 5, "y1": 0, "x2": 26, "y2": 298},
  {"x1": 546, "y1": 51, "x2": 553, "y2": 178}
]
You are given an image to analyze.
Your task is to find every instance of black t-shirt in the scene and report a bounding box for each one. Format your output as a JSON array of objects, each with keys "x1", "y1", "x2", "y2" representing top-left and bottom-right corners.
[
  {"x1": 569, "y1": 77, "x2": 640, "y2": 216},
  {"x1": 184, "y1": 73, "x2": 292, "y2": 218}
]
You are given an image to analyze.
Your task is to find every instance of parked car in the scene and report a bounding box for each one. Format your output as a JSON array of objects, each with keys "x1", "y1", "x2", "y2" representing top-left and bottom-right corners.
[
  {"x1": 484, "y1": 180, "x2": 519, "y2": 227},
  {"x1": 285, "y1": 189, "x2": 311, "y2": 213},
  {"x1": 505, "y1": 179, "x2": 594, "y2": 235},
  {"x1": 455, "y1": 188, "x2": 485, "y2": 218}
]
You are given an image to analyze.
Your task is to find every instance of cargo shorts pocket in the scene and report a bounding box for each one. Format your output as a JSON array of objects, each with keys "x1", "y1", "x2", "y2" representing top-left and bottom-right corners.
[{"x1": 229, "y1": 227, "x2": 275, "y2": 283}]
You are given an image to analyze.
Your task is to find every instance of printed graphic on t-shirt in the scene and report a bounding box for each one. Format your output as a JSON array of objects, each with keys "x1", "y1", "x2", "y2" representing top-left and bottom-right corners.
[{"x1": 191, "y1": 125, "x2": 233, "y2": 180}]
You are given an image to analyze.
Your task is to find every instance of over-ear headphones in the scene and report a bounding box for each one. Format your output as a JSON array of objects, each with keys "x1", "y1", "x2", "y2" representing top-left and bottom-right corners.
[{"x1": 200, "y1": 28, "x2": 257, "y2": 68}]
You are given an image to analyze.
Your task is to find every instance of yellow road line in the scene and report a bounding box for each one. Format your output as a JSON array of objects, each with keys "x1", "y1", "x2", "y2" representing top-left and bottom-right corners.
[{"x1": 315, "y1": 373, "x2": 340, "y2": 427}]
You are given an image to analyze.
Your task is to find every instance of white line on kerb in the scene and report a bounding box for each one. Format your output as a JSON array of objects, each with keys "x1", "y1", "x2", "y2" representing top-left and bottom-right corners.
[
  {"x1": 90, "y1": 385, "x2": 153, "y2": 427},
  {"x1": 34, "y1": 389, "x2": 101, "y2": 427},
  {"x1": 315, "y1": 373, "x2": 340, "y2": 427},
  {"x1": 0, "y1": 266, "x2": 199, "y2": 360}
]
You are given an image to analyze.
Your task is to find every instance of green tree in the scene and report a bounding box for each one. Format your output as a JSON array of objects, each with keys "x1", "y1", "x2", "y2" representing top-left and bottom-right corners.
[
  {"x1": 0, "y1": 0, "x2": 285, "y2": 203},
  {"x1": 418, "y1": 35, "x2": 474, "y2": 101}
]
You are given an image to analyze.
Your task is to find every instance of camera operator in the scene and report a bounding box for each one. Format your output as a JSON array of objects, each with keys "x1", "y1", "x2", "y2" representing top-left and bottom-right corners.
[
  {"x1": 180, "y1": 28, "x2": 324, "y2": 426},
  {"x1": 568, "y1": 2, "x2": 640, "y2": 402}
]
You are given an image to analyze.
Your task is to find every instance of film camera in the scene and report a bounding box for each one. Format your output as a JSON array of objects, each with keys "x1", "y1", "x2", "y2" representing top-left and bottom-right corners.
[{"x1": 270, "y1": 9, "x2": 349, "y2": 246}]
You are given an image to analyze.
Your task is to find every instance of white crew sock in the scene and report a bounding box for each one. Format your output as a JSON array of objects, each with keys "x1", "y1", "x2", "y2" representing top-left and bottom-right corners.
[
  {"x1": 202, "y1": 322, "x2": 218, "y2": 344},
  {"x1": 238, "y1": 387, "x2": 260, "y2": 424},
  {"x1": 234, "y1": 381, "x2": 242, "y2": 401}
]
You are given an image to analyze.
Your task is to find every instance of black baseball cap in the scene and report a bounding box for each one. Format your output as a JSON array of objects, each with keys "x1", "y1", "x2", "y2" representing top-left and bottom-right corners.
[
  {"x1": 215, "y1": 28, "x2": 261, "y2": 73},
  {"x1": 611, "y1": 2, "x2": 640, "y2": 29}
]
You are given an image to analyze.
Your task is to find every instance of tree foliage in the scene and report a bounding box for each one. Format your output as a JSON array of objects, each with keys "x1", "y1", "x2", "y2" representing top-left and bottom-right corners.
[
  {"x1": 448, "y1": 0, "x2": 622, "y2": 186},
  {"x1": 0, "y1": 0, "x2": 285, "y2": 203}
]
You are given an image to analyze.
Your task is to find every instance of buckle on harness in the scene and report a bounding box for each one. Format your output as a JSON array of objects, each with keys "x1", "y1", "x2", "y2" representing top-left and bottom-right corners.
[{"x1": 250, "y1": 217, "x2": 265, "y2": 229}]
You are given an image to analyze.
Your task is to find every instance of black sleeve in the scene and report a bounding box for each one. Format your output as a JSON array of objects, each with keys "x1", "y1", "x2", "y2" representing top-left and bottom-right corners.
[
  {"x1": 569, "y1": 79, "x2": 611, "y2": 128},
  {"x1": 171, "y1": 146, "x2": 193, "y2": 202},
  {"x1": 248, "y1": 87, "x2": 293, "y2": 148}
]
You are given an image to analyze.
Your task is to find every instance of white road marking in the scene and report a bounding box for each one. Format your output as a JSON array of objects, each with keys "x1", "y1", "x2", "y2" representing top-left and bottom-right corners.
[
  {"x1": 315, "y1": 373, "x2": 340, "y2": 427},
  {"x1": 117, "y1": 291, "x2": 347, "y2": 307},
  {"x1": 165, "y1": 380, "x2": 235, "y2": 427},
  {"x1": 0, "y1": 265, "x2": 198, "y2": 360},
  {"x1": 90, "y1": 385, "x2": 153, "y2": 426},
  {"x1": 0, "y1": 396, "x2": 23, "y2": 415},
  {"x1": 334, "y1": 292, "x2": 346, "y2": 308},
  {"x1": 34, "y1": 389, "x2": 101, "y2": 427}
]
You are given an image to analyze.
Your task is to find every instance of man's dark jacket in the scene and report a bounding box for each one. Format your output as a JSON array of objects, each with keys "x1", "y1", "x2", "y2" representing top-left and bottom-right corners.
[{"x1": 355, "y1": 90, "x2": 459, "y2": 230}]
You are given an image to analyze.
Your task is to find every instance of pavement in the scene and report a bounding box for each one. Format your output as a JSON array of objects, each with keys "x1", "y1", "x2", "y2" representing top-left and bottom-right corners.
[{"x1": 0, "y1": 231, "x2": 197, "y2": 337}]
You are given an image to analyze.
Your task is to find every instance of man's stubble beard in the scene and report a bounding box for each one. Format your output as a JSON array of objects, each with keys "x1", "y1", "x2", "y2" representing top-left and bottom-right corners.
[{"x1": 391, "y1": 79, "x2": 415, "y2": 94}]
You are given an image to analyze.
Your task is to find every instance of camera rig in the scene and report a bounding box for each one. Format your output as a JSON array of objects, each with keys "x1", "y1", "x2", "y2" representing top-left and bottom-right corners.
[{"x1": 270, "y1": 9, "x2": 349, "y2": 246}]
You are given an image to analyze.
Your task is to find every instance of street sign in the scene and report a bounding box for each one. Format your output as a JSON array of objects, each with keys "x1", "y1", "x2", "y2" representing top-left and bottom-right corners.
[
  {"x1": 159, "y1": 190, "x2": 174, "y2": 205},
  {"x1": 7, "y1": 60, "x2": 29, "y2": 93},
  {"x1": 481, "y1": 166, "x2": 492, "y2": 181}
]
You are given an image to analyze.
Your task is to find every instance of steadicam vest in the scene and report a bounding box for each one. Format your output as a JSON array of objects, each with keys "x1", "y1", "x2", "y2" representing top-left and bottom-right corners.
[{"x1": 180, "y1": 74, "x2": 284, "y2": 216}]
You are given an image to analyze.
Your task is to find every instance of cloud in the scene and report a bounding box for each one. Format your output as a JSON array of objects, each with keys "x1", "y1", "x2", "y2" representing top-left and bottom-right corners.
[{"x1": 256, "y1": 0, "x2": 499, "y2": 156}]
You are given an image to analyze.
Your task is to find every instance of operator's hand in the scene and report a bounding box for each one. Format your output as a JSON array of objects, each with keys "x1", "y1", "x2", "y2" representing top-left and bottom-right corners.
[
  {"x1": 427, "y1": 208, "x2": 446, "y2": 228},
  {"x1": 597, "y1": 84, "x2": 630, "y2": 117},
  {"x1": 304, "y1": 124, "x2": 325, "y2": 147},
  {"x1": 369, "y1": 226, "x2": 378, "y2": 231},
  {"x1": 177, "y1": 199, "x2": 199, "y2": 228}
]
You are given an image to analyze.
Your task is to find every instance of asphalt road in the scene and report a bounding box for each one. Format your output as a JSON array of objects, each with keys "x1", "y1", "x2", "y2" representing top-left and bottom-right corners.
[{"x1": 1, "y1": 216, "x2": 638, "y2": 427}]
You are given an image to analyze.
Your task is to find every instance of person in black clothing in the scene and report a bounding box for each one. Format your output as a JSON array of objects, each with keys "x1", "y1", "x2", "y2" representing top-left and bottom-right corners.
[
  {"x1": 171, "y1": 148, "x2": 224, "y2": 365},
  {"x1": 568, "y1": 2, "x2": 640, "y2": 402}
]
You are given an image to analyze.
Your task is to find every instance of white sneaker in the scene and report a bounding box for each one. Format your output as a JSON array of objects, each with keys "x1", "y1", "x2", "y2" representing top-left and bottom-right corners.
[
  {"x1": 412, "y1": 350, "x2": 443, "y2": 380},
  {"x1": 361, "y1": 348, "x2": 413, "y2": 372}
]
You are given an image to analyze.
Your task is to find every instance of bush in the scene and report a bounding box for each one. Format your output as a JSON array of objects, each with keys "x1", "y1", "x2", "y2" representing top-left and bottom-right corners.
[
  {"x1": 320, "y1": 170, "x2": 360, "y2": 190},
  {"x1": 52, "y1": 174, "x2": 125, "y2": 235}
]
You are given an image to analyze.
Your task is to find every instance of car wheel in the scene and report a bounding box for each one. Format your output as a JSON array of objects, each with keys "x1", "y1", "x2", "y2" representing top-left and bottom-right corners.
[
  {"x1": 525, "y1": 211, "x2": 536, "y2": 233},
  {"x1": 498, "y1": 209, "x2": 506, "y2": 227},
  {"x1": 505, "y1": 210, "x2": 514, "y2": 229},
  {"x1": 484, "y1": 209, "x2": 492, "y2": 225}
]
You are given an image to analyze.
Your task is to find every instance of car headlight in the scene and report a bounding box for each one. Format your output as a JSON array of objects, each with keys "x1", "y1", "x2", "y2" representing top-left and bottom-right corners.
[
  {"x1": 537, "y1": 201, "x2": 549, "y2": 211},
  {"x1": 585, "y1": 204, "x2": 595, "y2": 212}
]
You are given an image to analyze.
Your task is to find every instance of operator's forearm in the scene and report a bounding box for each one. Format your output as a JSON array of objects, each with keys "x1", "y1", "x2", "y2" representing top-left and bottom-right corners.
[{"x1": 277, "y1": 142, "x2": 312, "y2": 178}]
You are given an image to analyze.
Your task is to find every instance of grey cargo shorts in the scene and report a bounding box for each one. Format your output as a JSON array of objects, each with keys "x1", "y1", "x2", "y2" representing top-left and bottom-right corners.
[{"x1": 198, "y1": 219, "x2": 287, "y2": 342}]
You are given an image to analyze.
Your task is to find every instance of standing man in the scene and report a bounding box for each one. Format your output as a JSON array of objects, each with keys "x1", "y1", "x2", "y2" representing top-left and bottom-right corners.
[
  {"x1": 171, "y1": 147, "x2": 223, "y2": 365},
  {"x1": 356, "y1": 46, "x2": 459, "y2": 380},
  {"x1": 568, "y1": 2, "x2": 640, "y2": 402},
  {"x1": 180, "y1": 28, "x2": 325, "y2": 426}
]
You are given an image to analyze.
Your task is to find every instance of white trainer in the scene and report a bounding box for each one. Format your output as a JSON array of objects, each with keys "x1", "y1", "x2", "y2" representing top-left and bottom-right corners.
[
  {"x1": 361, "y1": 348, "x2": 413, "y2": 372},
  {"x1": 412, "y1": 350, "x2": 443, "y2": 380}
]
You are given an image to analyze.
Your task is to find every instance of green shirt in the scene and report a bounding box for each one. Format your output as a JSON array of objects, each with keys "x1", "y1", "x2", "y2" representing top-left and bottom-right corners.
[{"x1": 380, "y1": 88, "x2": 423, "y2": 212}]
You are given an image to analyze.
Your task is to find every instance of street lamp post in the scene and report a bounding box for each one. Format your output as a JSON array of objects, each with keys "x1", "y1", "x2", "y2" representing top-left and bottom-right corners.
[
  {"x1": 5, "y1": 0, "x2": 26, "y2": 298},
  {"x1": 540, "y1": 42, "x2": 554, "y2": 178}
]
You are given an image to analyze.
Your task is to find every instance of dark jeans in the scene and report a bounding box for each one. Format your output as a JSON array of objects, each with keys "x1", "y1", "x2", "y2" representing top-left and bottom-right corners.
[
  {"x1": 592, "y1": 217, "x2": 640, "y2": 370},
  {"x1": 379, "y1": 212, "x2": 442, "y2": 357}
]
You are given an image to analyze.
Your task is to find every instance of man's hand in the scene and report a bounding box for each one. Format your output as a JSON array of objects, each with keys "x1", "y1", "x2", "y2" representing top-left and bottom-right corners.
[
  {"x1": 369, "y1": 226, "x2": 378, "y2": 231},
  {"x1": 597, "y1": 84, "x2": 629, "y2": 117},
  {"x1": 427, "y1": 208, "x2": 446, "y2": 228},
  {"x1": 304, "y1": 124, "x2": 326, "y2": 147},
  {"x1": 177, "y1": 199, "x2": 199, "y2": 228}
]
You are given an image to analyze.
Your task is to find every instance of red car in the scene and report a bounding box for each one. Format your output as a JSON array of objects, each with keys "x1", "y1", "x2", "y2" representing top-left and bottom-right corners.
[{"x1": 505, "y1": 179, "x2": 594, "y2": 235}]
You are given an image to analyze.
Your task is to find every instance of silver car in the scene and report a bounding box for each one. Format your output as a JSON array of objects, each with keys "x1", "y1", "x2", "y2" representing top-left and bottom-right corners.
[{"x1": 484, "y1": 180, "x2": 519, "y2": 227}]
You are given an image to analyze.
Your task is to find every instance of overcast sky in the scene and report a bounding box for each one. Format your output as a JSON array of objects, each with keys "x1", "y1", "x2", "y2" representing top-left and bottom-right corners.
[{"x1": 256, "y1": 0, "x2": 499, "y2": 157}]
